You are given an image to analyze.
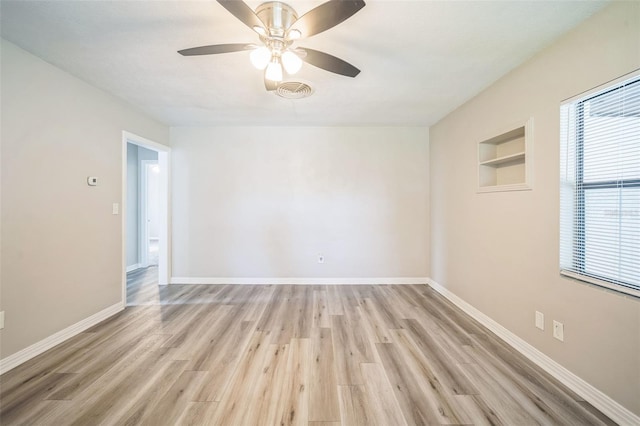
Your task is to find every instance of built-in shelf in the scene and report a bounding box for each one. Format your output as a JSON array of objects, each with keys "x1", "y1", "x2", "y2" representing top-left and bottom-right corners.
[
  {"x1": 479, "y1": 152, "x2": 526, "y2": 167},
  {"x1": 478, "y1": 118, "x2": 533, "y2": 192}
]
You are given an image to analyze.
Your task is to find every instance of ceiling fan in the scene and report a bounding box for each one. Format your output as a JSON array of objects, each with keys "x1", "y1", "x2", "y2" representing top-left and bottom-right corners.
[{"x1": 178, "y1": 0, "x2": 366, "y2": 92}]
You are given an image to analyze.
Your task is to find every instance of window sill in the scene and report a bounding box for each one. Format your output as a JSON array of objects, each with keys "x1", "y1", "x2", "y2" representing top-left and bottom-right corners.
[{"x1": 560, "y1": 270, "x2": 640, "y2": 299}]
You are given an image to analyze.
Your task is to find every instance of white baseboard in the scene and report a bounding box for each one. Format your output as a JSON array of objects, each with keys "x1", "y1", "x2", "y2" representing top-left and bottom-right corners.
[
  {"x1": 170, "y1": 277, "x2": 429, "y2": 285},
  {"x1": 0, "y1": 302, "x2": 124, "y2": 375},
  {"x1": 426, "y1": 278, "x2": 640, "y2": 426},
  {"x1": 126, "y1": 263, "x2": 142, "y2": 273}
]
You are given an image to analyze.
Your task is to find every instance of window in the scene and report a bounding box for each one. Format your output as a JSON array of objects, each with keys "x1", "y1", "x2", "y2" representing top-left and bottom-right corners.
[{"x1": 560, "y1": 74, "x2": 640, "y2": 298}]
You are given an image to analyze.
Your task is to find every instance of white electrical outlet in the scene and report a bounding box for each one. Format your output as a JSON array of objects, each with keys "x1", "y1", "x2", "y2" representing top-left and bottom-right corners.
[
  {"x1": 0, "y1": 311, "x2": 5, "y2": 330},
  {"x1": 318, "y1": 255, "x2": 324, "y2": 264},
  {"x1": 553, "y1": 320, "x2": 564, "y2": 341},
  {"x1": 535, "y1": 311, "x2": 544, "y2": 330}
]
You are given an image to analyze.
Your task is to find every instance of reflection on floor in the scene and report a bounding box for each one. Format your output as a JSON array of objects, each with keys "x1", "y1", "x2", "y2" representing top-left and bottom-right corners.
[{"x1": 126, "y1": 266, "x2": 159, "y2": 306}]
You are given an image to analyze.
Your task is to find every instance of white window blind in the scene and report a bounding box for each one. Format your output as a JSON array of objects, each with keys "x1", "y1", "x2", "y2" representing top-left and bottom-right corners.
[{"x1": 560, "y1": 74, "x2": 640, "y2": 298}]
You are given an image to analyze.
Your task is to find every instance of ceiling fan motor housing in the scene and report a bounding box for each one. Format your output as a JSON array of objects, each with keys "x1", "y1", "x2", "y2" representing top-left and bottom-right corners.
[{"x1": 256, "y1": 1, "x2": 298, "y2": 39}]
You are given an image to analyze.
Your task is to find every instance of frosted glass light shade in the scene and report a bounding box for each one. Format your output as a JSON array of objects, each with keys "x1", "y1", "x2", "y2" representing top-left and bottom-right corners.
[
  {"x1": 253, "y1": 25, "x2": 267, "y2": 36},
  {"x1": 288, "y1": 29, "x2": 302, "y2": 40},
  {"x1": 250, "y1": 47, "x2": 271, "y2": 70},
  {"x1": 282, "y1": 51, "x2": 302, "y2": 74},
  {"x1": 265, "y1": 60, "x2": 283, "y2": 82}
]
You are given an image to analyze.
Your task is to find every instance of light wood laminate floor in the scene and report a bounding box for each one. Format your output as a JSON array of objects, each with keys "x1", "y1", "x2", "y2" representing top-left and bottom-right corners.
[{"x1": 0, "y1": 269, "x2": 615, "y2": 425}]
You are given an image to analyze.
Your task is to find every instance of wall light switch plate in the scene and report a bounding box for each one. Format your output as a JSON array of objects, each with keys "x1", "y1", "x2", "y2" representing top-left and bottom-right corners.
[
  {"x1": 553, "y1": 320, "x2": 564, "y2": 341},
  {"x1": 535, "y1": 311, "x2": 544, "y2": 330},
  {"x1": 112, "y1": 203, "x2": 119, "y2": 215},
  {"x1": 318, "y1": 255, "x2": 324, "y2": 264},
  {"x1": 0, "y1": 311, "x2": 5, "y2": 330}
]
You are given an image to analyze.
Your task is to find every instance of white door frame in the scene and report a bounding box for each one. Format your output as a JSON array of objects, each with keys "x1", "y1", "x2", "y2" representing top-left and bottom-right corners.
[{"x1": 122, "y1": 131, "x2": 171, "y2": 306}]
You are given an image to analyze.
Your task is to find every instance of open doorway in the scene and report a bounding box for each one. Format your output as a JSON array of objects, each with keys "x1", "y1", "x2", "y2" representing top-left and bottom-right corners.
[
  {"x1": 122, "y1": 132, "x2": 170, "y2": 306},
  {"x1": 140, "y1": 159, "x2": 160, "y2": 268}
]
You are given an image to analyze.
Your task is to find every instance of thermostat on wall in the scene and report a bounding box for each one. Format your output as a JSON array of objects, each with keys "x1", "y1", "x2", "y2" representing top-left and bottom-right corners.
[{"x1": 87, "y1": 176, "x2": 98, "y2": 186}]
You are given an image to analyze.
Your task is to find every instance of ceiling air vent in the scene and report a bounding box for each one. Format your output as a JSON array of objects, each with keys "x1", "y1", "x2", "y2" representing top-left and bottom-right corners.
[{"x1": 276, "y1": 81, "x2": 313, "y2": 99}]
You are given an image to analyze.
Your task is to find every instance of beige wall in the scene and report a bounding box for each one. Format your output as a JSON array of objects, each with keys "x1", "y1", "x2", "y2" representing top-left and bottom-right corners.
[
  {"x1": 430, "y1": 2, "x2": 640, "y2": 415},
  {"x1": 0, "y1": 40, "x2": 169, "y2": 358},
  {"x1": 171, "y1": 126, "x2": 429, "y2": 280}
]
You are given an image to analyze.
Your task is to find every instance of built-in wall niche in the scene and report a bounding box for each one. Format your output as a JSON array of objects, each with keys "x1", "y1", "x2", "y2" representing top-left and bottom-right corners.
[{"x1": 478, "y1": 118, "x2": 533, "y2": 192}]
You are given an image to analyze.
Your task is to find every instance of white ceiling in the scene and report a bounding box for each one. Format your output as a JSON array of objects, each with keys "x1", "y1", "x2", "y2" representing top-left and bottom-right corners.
[{"x1": 1, "y1": 0, "x2": 607, "y2": 127}]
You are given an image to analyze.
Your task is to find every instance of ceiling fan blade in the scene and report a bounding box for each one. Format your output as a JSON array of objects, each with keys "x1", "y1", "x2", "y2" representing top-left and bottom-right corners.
[
  {"x1": 264, "y1": 72, "x2": 278, "y2": 91},
  {"x1": 288, "y1": 0, "x2": 365, "y2": 39},
  {"x1": 178, "y1": 43, "x2": 254, "y2": 56},
  {"x1": 298, "y1": 47, "x2": 360, "y2": 77},
  {"x1": 217, "y1": 0, "x2": 266, "y2": 34}
]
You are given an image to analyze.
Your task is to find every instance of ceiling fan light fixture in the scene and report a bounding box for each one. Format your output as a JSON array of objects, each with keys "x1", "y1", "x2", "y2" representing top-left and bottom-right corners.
[
  {"x1": 179, "y1": 0, "x2": 366, "y2": 91},
  {"x1": 281, "y1": 51, "x2": 302, "y2": 74},
  {"x1": 253, "y1": 25, "x2": 267, "y2": 36},
  {"x1": 265, "y1": 58, "x2": 283, "y2": 82},
  {"x1": 250, "y1": 46, "x2": 271, "y2": 69},
  {"x1": 288, "y1": 29, "x2": 302, "y2": 40}
]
